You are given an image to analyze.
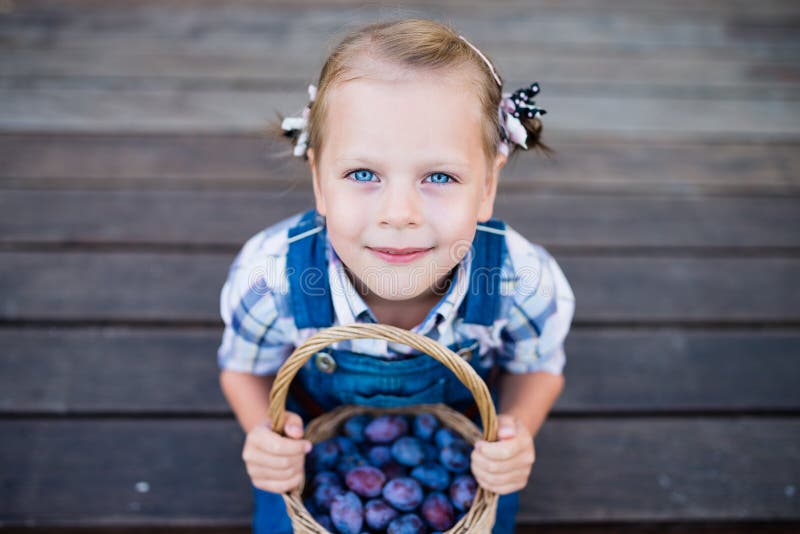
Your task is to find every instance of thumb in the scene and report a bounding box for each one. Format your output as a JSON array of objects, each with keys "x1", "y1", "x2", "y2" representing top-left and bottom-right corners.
[
  {"x1": 283, "y1": 411, "x2": 305, "y2": 439},
  {"x1": 497, "y1": 414, "x2": 517, "y2": 440}
]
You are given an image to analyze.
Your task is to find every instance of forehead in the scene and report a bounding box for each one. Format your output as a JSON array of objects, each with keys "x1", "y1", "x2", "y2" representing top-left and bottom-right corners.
[{"x1": 322, "y1": 68, "x2": 486, "y2": 169}]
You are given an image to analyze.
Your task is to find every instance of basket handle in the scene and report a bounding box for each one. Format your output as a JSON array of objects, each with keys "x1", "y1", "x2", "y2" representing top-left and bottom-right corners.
[{"x1": 268, "y1": 323, "x2": 498, "y2": 442}]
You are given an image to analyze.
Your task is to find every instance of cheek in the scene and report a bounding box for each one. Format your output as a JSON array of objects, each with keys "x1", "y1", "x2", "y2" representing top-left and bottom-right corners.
[{"x1": 325, "y1": 212, "x2": 365, "y2": 258}]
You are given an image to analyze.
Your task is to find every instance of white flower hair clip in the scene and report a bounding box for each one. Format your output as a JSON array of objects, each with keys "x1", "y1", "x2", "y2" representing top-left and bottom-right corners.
[{"x1": 281, "y1": 83, "x2": 317, "y2": 158}]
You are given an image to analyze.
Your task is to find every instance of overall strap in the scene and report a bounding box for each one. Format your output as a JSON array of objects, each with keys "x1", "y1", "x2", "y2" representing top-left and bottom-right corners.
[
  {"x1": 458, "y1": 218, "x2": 507, "y2": 326},
  {"x1": 286, "y1": 208, "x2": 334, "y2": 329}
]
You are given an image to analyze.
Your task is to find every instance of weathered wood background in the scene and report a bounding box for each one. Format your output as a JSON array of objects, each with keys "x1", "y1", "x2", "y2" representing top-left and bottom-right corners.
[{"x1": 1, "y1": 0, "x2": 799, "y2": 532}]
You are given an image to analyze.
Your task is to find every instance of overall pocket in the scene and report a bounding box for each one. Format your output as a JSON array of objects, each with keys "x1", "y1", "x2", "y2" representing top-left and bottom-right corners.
[
  {"x1": 294, "y1": 337, "x2": 483, "y2": 411},
  {"x1": 338, "y1": 377, "x2": 447, "y2": 408}
]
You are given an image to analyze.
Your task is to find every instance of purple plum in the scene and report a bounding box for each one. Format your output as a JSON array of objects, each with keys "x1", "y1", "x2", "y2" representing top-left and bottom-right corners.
[
  {"x1": 365, "y1": 415, "x2": 409, "y2": 443},
  {"x1": 343, "y1": 414, "x2": 372, "y2": 443},
  {"x1": 345, "y1": 465, "x2": 386, "y2": 498},
  {"x1": 364, "y1": 498, "x2": 399, "y2": 531},
  {"x1": 440, "y1": 439, "x2": 471, "y2": 473},
  {"x1": 381, "y1": 460, "x2": 408, "y2": 480},
  {"x1": 382, "y1": 477, "x2": 424, "y2": 512},
  {"x1": 313, "y1": 482, "x2": 344, "y2": 512},
  {"x1": 366, "y1": 444, "x2": 393, "y2": 467},
  {"x1": 434, "y1": 427, "x2": 460, "y2": 449},
  {"x1": 336, "y1": 452, "x2": 369, "y2": 477},
  {"x1": 410, "y1": 462, "x2": 451, "y2": 491},
  {"x1": 330, "y1": 491, "x2": 364, "y2": 534},
  {"x1": 421, "y1": 492, "x2": 456, "y2": 531},
  {"x1": 391, "y1": 436, "x2": 426, "y2": 467},
  {"x1": 308, "y1": 438, "x2": 340, "y2": 471},
  {"x1": 412, "y1": 413, "x2": 440, "y2": 440},
  {"x1": 311, "y1": 470, "x2": 341, "y2": 489},
  {"x1": 449, "y1": 474, "x2": 478, "y2": 511},
  {"x1": 387, "y1": 513, "x2": 426, "y2": 534}
]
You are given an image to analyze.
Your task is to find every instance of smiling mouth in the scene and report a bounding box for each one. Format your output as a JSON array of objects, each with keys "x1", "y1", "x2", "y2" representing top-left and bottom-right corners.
[
  {"x1": 369, "y1": 247, "x2": 433, "y2": 255},
  {"x1": 367, "y1": 246, "x2": 433, "y2": 263}
]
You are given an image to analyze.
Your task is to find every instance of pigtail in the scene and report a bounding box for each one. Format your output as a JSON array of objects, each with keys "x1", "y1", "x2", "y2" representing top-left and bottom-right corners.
[{"x1": 517, "y1": 112, "x2": 555, "y2": 158}]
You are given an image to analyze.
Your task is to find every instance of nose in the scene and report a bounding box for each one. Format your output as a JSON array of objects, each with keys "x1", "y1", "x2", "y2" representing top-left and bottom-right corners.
[{"x1": 379, "y1": 181, "x2": 424, "y2": 228}]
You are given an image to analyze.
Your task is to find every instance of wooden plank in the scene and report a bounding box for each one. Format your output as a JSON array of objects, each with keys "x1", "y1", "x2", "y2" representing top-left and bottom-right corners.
[
  {"x1": 9, "y1": 0, "x2": 800, "y2": 16},
  {"x1": 3, "y1": 190, "x2": 800, "y2": 249},
  {"x1": 1, "y1": 252, "x2": 798, "y2": 323},
  {"x1": 1, "y1": 418, "x2": 798, "y2": 526},
  {"x1": 1, "y1": 327, "x2": 799, "y2": 414},
  {"x1": 2, "y1": 134, "x2": 799, "y2": 194},
  {"x1": 2, "y1": 2, "x2": 798, "y2": 61},
  {"x1": 4, "y1": 47, "x2": 799, "y2": 97},
  {"x1": 2, "y1": 86, "x2": 799, "y2": 140}
]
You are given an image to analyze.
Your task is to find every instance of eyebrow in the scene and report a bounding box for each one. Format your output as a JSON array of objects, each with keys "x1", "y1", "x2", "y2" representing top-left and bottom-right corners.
[{"x1": 335, "y1": 156, "x2": 470, "y2": 170}]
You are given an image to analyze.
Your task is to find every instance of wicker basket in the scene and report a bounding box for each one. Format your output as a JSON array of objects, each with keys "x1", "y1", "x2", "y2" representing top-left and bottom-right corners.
[{"x1": 268, "y1": 322, "x2": 499, "y2": 533}]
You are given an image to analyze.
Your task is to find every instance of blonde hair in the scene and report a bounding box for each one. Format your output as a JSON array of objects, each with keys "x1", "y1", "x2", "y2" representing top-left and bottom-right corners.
[{"x1": 269, "y1": 18, "x2": 553, "y2": 166}]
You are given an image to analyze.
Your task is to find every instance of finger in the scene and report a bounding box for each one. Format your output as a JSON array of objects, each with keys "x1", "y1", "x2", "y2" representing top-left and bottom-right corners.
[
  {"x1": 472, "y1": 465, "x2": 525, "y2": 493},
  {"x1": 496, "y1": 414, "x2": 518, "y2": 440},
  {"x1": 283, "y1": 411, "x2": 305, "y2": 439},
  {"x1": 246, "y1": 462, "x2": 302, "y2": 482},
  {"x1": 491, "y1": 481, "x2": 526, "y2": 495},
  {"x1": 470, "y1": 449, "x2": 521, "y2": 476},
  {"x1": 475, "y1": 436, "x2": 523, "y2": 461},
  {"x1": 253, "y1": 472, "x2": 304, "y2": 494},
  {"x1": 243, "y1": 447, "x2": 306, "y2": 471},
  {"x1": 472, "y1": 464, "x2": 518, "y2": 488},
  {"x1": 252, "y1": 429, "x2": 312, "y2": 457}
]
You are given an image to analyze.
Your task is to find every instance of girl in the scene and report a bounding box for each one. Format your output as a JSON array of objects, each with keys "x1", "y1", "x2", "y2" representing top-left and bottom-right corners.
[{"x1": 218, "y1": 18, "x2": 576, "y2": 534}]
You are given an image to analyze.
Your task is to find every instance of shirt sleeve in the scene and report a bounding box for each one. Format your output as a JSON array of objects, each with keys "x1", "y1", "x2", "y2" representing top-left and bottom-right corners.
[
  {"x1": 216, "y1": 251, "x2": 295, "y2": 376},
  {"x1": 498, "y1": 243, "x2": 576, "y2": 375}
]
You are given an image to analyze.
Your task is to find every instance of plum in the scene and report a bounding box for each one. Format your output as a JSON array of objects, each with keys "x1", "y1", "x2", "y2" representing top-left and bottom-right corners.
[
  {"x1": 364, "y1": 498, "x2": 399, "y2": 531},
  {"x1": 391, "y1": 436, "x2": 426, "y2": 467},
  {"x1": 449, "y1": 474, "x2": 478, "y2": 512},
  {"x1": 434, "y1": 427, "x2": 460, "y2": 449},
  {"x1": 387, "y1": 513, "x2": 426, "y2": 534},
  {"x1": 412, "y1": 413, "x2": 440, "y2": 441},
  {"x1": 345, "y1": 465, "x2": 386, "y2": 498},
  {"x1": 365, "y1": 415, "x2": 409, "y2": 443},
  {"x1": 336, "y1": 452, "x2": 369, "y2": 477},
  {"x1": 308, "y1": 438, "x2": 340, "y2": 471},
  {"x1": 410, "y1": 462, "x2": 450, "y2": 491},
  {"x1": 330, "y1": 491, "x2": 364, "y2": 534},
  {"x1": 382, "y1": 477, "x2": 424, "y2": 512},
  {"x1": 312, "y1": 482, "x2": 344, "y2": 512},
  {"x1": 365, "y1": 444, "x2": 393, "y2": 467},
  {"x1": 343, "y1": 414, "x2": 372, "y2": 443},
  {"x1": 311, "y1": 470, "x2": 341, "y2": 489},
  {"x1": 381, "y1": 460, "x2": 408, "y2": 480},
  {"x1": 423, "y1": 441, "x2": 439, "y2": 463},
  {"x1": 333, "y1": 434, "x2": 358, "y2": 454},
  {"x1": 440, "y1": 439, "x2": 471, "y2": 473},
  {"x1": 421, "y1": 492, "x2": 456, "y2": 531}
]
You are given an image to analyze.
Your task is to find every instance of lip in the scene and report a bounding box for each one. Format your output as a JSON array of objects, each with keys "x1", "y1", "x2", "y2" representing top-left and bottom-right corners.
[{"x1": 368, "y1": 246, "x2": 433, "y2": 264}]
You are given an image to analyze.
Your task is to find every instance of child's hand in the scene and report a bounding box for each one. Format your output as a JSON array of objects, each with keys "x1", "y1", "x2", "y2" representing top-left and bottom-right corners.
[
  {"x1": 242, "y1": 410, "x2": 313, "y2": 493},
  {"x1": 470, "y1": 414, "x2": 535, "y2": 495}
]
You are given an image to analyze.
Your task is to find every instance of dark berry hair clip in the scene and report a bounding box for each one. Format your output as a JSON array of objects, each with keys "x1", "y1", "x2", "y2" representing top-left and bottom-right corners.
[{"x1": 498, "y1": 82, "x2": 547, "y2": 155}]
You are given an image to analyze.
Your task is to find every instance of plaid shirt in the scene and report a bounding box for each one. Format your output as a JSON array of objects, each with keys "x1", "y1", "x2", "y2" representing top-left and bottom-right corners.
[{"x1": 218, "y1": 211, "x2": 575, "y2": 376}]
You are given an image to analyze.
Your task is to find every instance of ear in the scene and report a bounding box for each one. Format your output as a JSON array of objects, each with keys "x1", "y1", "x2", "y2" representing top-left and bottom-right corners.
[
  {"x1": 307, "y1": 147, "x2": 326, "y2": 216},
  {"x1": 477, "y1": 151, "x2": 506, "y2": 222}
]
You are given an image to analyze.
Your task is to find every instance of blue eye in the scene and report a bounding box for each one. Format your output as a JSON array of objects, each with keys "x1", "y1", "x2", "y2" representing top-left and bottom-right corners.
[
  {"x1": 348, "y1": 169, "x2": 377, "y2": 182},
  {"x1": 345, "y1": 169, "x2": 456, "y2": 184},
  {"x1": 426, "y1": 172, "x2": 455, "y2": 184}
]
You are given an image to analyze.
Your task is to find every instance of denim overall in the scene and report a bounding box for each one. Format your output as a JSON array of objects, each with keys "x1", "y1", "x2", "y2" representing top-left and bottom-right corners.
[{"x1": 252, "y1": 208, "x2": 520, "y2": 533}]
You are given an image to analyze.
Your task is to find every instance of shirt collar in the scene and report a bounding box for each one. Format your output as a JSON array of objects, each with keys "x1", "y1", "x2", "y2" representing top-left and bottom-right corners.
[{"x1": 325, "y1": 232, "x2": 471, "y2": 335}]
